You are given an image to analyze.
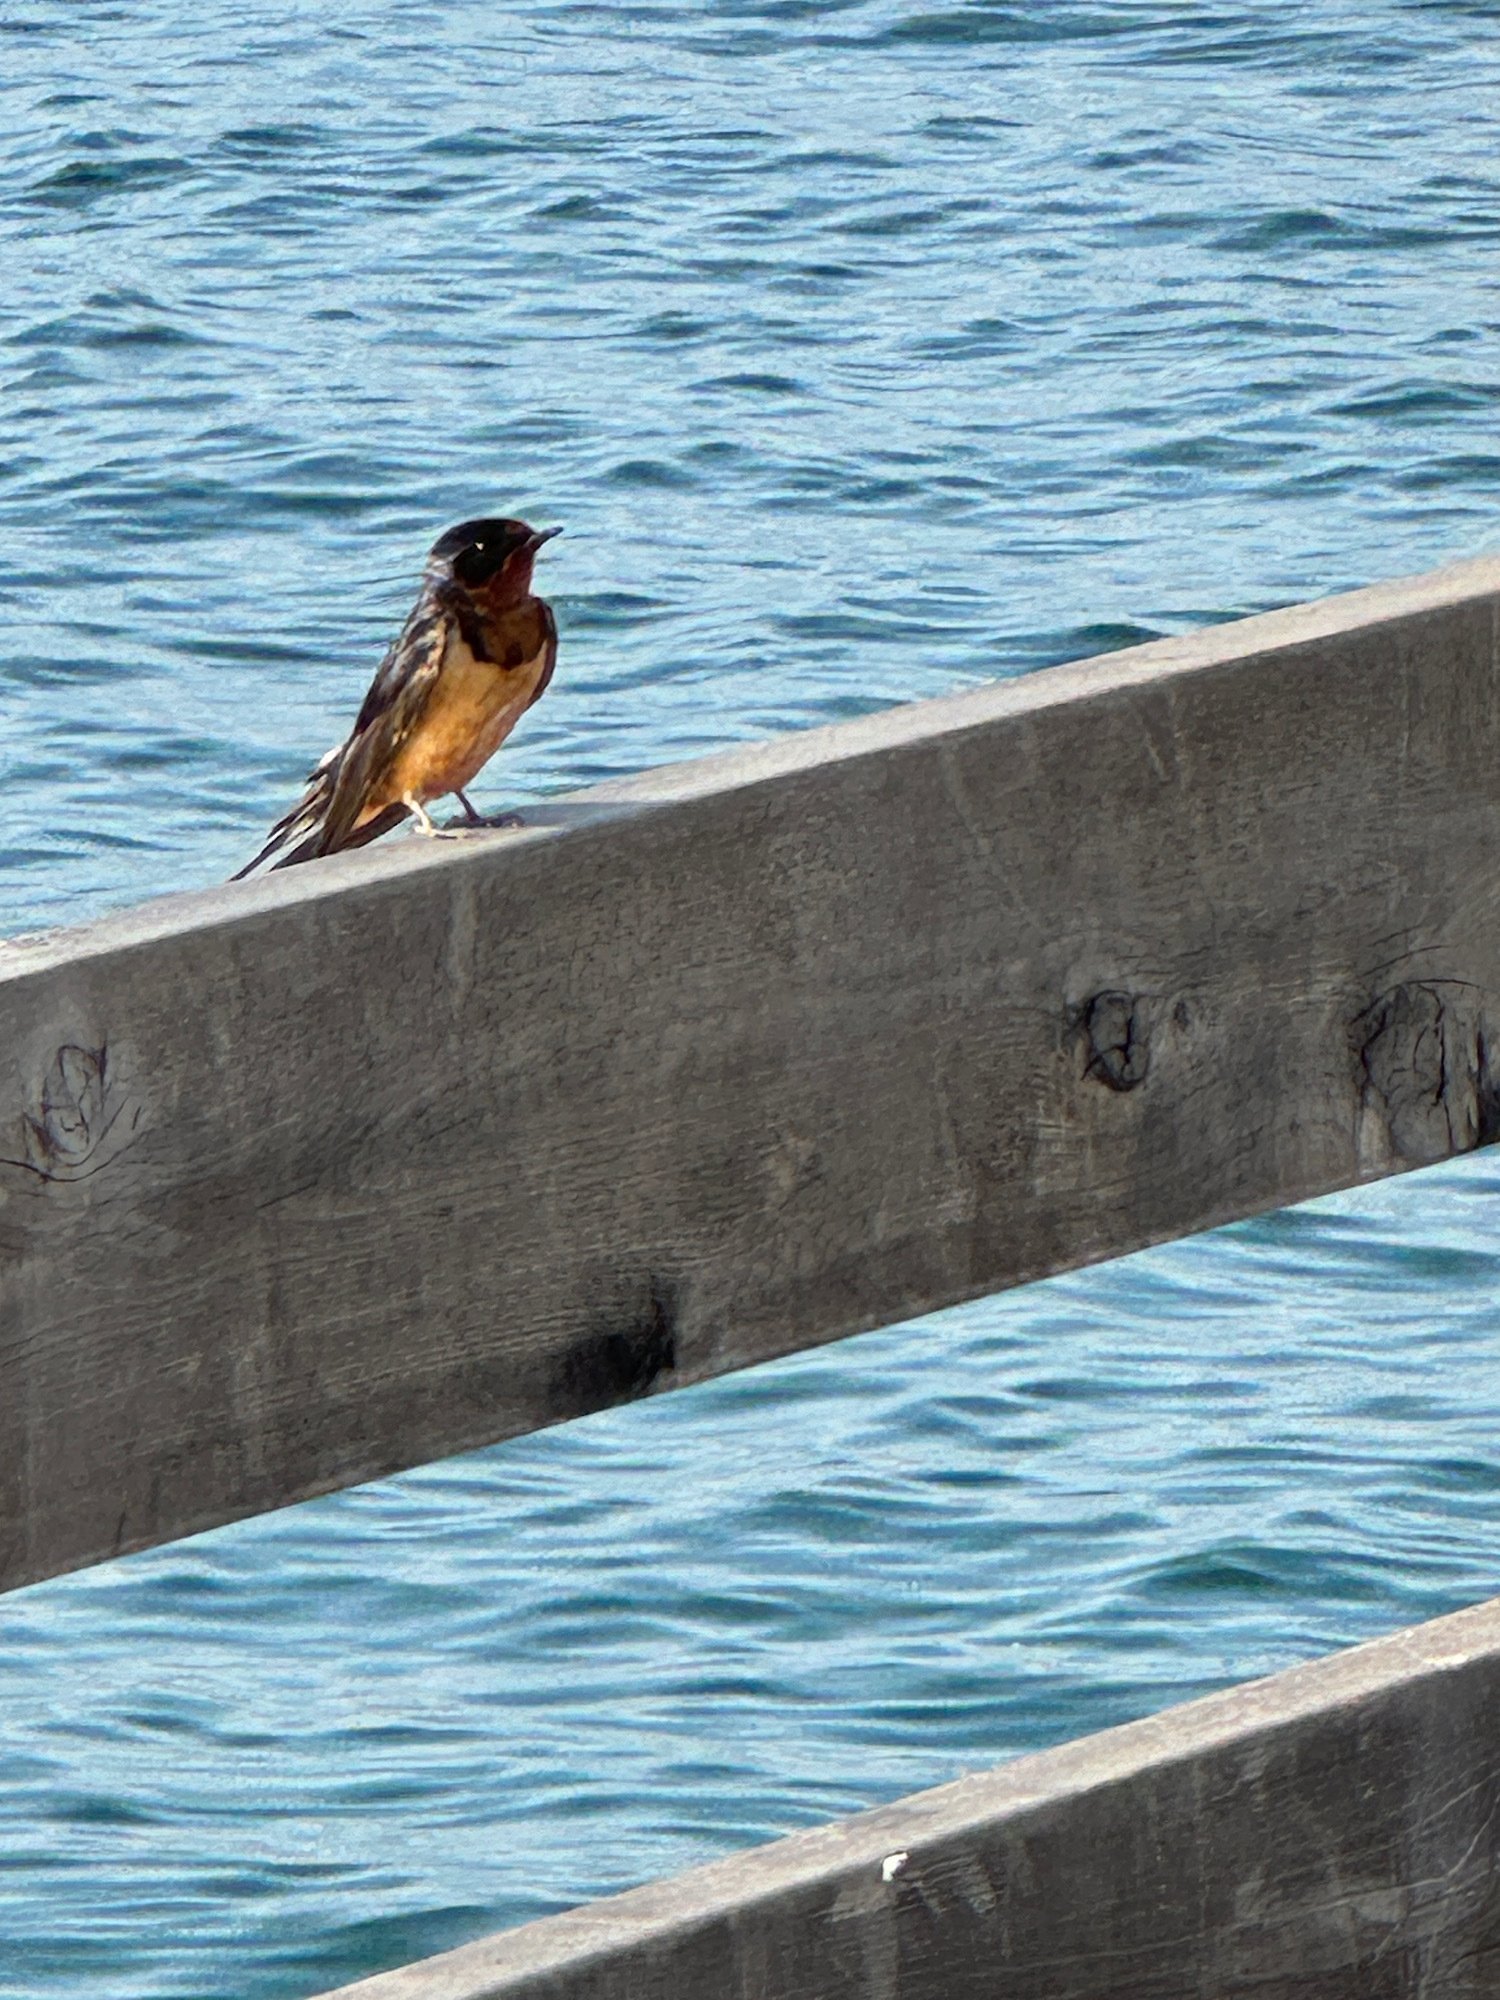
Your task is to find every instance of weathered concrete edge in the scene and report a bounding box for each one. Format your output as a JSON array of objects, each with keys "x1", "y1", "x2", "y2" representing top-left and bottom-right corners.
[
  {"x1": 315, "y1": 1592, "x2": 1500, "y2": 1997},
  {"x1": 7, "y1": 548, "x2": 1499, "y2": 983}
]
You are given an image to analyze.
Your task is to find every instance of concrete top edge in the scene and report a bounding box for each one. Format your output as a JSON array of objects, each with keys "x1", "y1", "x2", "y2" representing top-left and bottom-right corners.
[
  {"x1": 320, "y1": 1591, "x2": 1500, "y2": 1996},
  {"x1": 6, "y1": 549, "x2": 1498, "y2": 986}
]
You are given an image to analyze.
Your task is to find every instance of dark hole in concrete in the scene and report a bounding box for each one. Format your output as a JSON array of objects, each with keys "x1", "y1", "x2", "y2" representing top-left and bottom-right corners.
[
  {"x1": 1477, "y1": 1030, "x2": 1500, "y2": 1148},
  {"x1": 552, "y1": 1280, "x2": 678, "y2": 1417},
  {"x1": 1079, "y1": 991, "x2": 1150, "y2": 1092}
]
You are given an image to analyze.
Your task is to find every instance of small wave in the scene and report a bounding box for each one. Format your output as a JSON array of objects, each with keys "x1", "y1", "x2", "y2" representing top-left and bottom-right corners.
[
  {"x1": 1396, "y1": 454, "x2": 1500, "y2": 491},
  {"x1": 214, "y1": 123, "x2": 326, "y2": 157},
  {"x1": 910, "y1": 317, "x2": 1024, "y2": 359},
  {"x1": 1088, "y1": 137, "x2": 1216, "y2": 171},
  {"x1": 533, "y1": 192, "x2": 630, "y2": 222},
  {"x1": 420, "y1": 127, "x2": 557, "y2": 160},
  {"x1": 1212, "y1": 206, "x2": 1456, "y2": 252},
  {"x1": 27, "y1": 154, "x2": 192, "y2": 208},
  {"x1": 628, "y1": 312, "x2": 715, "y2": 343},
  {"x1": 693, "y1": 371, "x2": 804, "y2": 395},
  {"x1": 1064, "y1": 619, "x2": 1168, "y2": 655},
  {"x1": 879, "y1": 6, "x2": 1127, "y2": 47},
  {"x1": 1127, "y1": 434, "x2": 1262, "y2": 469},
  {"x1": 1330, "y1": 380, "x2": 1500, "y2": 418},
  {"x1": 837, "y1": 203, "x2": 959, "y2": 239},
  {"x1": 921, "y1": 113, "x2": 1023, "y2": 142},
  {"x1": 603, "y1": 458, "x2": 700, "y2": 490},
  {"x1": 562, "y1": 592, "x2": 673, "y2": 631}
]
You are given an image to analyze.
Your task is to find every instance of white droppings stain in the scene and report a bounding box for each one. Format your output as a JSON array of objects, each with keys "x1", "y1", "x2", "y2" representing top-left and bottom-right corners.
[{"x1": 881, "y1": 1851, "x2": 908, "y2": 1883}]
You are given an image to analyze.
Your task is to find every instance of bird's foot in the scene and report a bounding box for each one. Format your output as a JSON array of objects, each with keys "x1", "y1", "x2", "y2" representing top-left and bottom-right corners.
[
  {"x1": 404, "y1": 795, "x2": 467, "y2": 841},
  {"x1": 438, "y1": 808, "x2": 526, "y2": 833}
]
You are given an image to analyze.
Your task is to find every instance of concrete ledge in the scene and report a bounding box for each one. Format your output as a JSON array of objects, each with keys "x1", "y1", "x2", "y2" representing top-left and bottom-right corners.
[
  {"x1": 316, "y1": 1593, "x2": 1500, "y2": 1998},
  {"x1": 4, "y1": 554, "x2": 1500, "y2": 1590}
]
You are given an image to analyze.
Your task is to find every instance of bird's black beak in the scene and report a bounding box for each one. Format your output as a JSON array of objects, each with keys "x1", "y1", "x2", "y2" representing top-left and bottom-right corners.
[{"x1": 527, "y1": 525, "x2": 563, "y2": 554}]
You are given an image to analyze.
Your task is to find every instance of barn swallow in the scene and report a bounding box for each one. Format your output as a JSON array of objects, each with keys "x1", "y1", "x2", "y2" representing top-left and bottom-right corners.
[{"x1": 233, "y1": 516, "x2": 560, "y2": 877}]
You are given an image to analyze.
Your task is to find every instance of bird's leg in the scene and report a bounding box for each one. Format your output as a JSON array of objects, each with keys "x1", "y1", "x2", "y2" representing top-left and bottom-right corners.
[
  {"x1": 446, "y1": 789, "x2": 525, "y2": 832},
  {"x1": 409, "y1": 791, "x2": 510, "y2": 842},
  {"x1": 402, "y1": 793, "x2": 461, "y2": 841}
]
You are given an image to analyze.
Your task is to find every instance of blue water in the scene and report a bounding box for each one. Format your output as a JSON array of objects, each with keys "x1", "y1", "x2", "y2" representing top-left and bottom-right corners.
[{"x1": 5, "y1": 0, "x2": 1500, "y2": 1993}]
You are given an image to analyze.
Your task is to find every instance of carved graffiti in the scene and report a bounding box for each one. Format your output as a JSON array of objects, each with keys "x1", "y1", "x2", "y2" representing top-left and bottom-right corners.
[{"x1": 2, "y1": 1043, "x2": 140, "y2": 1184}]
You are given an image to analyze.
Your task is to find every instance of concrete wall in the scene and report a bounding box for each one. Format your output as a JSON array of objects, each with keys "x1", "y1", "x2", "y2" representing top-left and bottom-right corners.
[
  {"x1": 5, "y1": 556, "x2": 1500, "y2": 1590},
  {"x1": 318, "y1": 1594, "x2": 1500, "y2": 1999}
]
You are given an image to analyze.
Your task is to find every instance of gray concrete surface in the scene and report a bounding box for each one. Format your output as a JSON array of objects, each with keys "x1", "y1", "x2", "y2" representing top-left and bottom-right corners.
[
  {"x1": 316, "y1": 1593, "x2": 1500, "y2": 1998},
  {"x1": 4, "y1": 555, "x2": 1500, "y2": 1591}
]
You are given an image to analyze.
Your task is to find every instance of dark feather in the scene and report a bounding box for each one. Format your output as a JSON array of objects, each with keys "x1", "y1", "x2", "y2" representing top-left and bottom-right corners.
[
  {"x1": 233, "y1": 581, "x2": 456, "y2": 878},
  {"x1": 528, "y1": 602, "x2": 559, "y2": 711},
  {"x1": 271, "y1": 801, "x2": 409, "y2": 871}
]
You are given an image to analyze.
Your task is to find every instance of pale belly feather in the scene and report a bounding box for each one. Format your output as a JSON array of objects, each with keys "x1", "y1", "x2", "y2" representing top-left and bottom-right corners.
[{"x1": 377, "y1": 629, "x2": 547, "y2": 810}]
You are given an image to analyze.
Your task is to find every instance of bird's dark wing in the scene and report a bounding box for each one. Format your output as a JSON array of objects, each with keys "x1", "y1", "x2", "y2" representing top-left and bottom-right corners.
[
  {"x1": 231, "y1": 581, "x2": 457, "y2": 878},
  {"x1": 229, "y1": 739, "x2": 345, "y2": 880},
  {"x1": 346, "y1": 579, "x2": 477, "y2": 740},
  {"x1": 526, "y1": 600, "x2": 559, "y2": 711},
  {"x1": 301, "y1": 591, "x2": 453, "y2": 860}
]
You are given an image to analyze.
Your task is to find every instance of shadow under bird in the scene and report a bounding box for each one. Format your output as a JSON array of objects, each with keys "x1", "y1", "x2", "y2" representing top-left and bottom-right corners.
[{"x1": 233, "y1": 516, "x2": 561, "y2": 877}]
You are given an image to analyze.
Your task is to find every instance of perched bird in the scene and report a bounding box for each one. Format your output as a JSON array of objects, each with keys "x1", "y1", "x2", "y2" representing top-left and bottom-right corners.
[{"x1": 233, "y1": 516, "x2": 561, "y2": 877}]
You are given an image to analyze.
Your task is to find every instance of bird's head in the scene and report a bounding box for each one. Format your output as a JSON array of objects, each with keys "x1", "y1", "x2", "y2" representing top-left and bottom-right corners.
[{"x1": 428, "y1": 517, "x2": 562, "y2": 603}]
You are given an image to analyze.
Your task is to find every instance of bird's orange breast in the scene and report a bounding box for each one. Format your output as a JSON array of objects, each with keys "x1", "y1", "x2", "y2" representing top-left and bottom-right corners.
[{"x1": 375, "y1": 625, "x2": 549, "y2": 812}]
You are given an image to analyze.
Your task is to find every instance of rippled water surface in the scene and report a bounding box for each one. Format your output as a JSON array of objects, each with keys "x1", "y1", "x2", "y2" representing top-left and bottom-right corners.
[{"x1": 5, "y1": 1, "x2": 1500, "y2": 1993}]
